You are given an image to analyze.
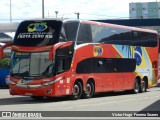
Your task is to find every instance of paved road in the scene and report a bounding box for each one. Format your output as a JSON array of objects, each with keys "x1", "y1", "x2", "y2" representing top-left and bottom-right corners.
[{"x1": 0, "y1": 87, "x2": 160, "y2": 112}]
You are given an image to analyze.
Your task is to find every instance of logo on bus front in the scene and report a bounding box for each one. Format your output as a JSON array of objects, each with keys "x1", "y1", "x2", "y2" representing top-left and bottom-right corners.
[
  {"x1": 93, "y1": 45, "x2": 103, "y2": 57},
  {"x1": 27, "y1": 22, "x2": 48, "y2": 32}
]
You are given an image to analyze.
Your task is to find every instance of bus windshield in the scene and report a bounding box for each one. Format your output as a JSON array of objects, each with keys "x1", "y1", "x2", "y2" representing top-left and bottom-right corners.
[
  {"x1": 13, "y1": 20, "x2": 62, "y2": 46},
  {"x1": 10, "y1": 51, "x2": 54, "y2": 79}
]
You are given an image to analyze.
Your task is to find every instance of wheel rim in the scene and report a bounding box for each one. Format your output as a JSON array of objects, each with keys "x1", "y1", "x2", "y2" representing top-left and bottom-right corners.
[
  {"x1": 134, "y1": 81, "x2": 139, "y2": 92},
  {"x1": 141, "y1": 81, "x2": 145, "y2": 92},
  {"x1": 73, "y1": 85, "x2": 80, "y2": 96},
  {"x1": 86, "y1": 84, "x2": 92, "y2": 94}
]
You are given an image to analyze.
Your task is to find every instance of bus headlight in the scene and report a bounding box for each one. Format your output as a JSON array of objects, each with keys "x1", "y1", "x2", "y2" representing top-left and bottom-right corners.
[
  {"x1": 8, "y1": 80, "x2": 16, "y2": 85},
  {"x1": 43, "y1": 80, "x2": 56, "y2": 86},
  {"x1": 43, "y1": 77, "x2": 62, "y2": 86}
]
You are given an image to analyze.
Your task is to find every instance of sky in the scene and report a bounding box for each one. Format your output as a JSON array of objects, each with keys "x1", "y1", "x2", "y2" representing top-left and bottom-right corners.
[{"x1": 0, "y1": 0, "x2": 159, "y2": 23}]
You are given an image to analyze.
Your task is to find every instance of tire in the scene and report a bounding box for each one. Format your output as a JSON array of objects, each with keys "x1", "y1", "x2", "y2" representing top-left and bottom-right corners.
[
  {"x1": 83, "y1": 81, "x2": 94, "y2": 99},
  {"x1": 70, "y1": 81, "x2": 82, "y2": 100},
  {"x1": 132, "y1": 79, "x2": 140, "y2": 94},
  {"x1": 31, "y1": 96, "x2": 44, "y2": 100},
  {"x1": 140, "y1": 81, "x2": 147, "y2": 93}
]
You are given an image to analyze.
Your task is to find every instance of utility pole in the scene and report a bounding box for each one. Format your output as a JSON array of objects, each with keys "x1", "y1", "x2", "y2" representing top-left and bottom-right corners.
[
  {"x1": 75, "y1": 12, "x2": 80, "y2": 19},
  {"x1": 10, "y1": 0, "x2": 12, "y2": 22},
  {"x1": 42, "y1": 0, "x2": 44, "y2": 18}
]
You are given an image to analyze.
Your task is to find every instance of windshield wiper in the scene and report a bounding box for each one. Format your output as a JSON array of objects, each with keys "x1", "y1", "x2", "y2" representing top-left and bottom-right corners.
[
  {"x1": 23, "y1": 76, "x2": 35, "y2": 79},
  {"x1": 10, "y1": 73, "x2": 23, "y2": 78}
]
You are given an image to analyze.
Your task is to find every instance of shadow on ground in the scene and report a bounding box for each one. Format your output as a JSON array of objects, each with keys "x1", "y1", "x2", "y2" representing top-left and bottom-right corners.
[
  {"x1": 140, "y1": 100, "x2": 160, "y2": 111},
  {"x1": 0, "y1": 89, "x2": 148, "y2": 106}
]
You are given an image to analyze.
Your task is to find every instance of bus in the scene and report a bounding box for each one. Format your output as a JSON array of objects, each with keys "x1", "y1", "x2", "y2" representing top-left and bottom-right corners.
[
  {"x1": 0, "y1": 19, "x2": 158, "y2": 100},
  {"x1": 0, "y1": 43, "x2": 10, "y2": 87}
]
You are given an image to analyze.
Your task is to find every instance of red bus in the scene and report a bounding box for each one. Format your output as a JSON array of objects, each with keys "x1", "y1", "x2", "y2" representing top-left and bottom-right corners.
[{"x1": 0, "y1": 19, "x2": 159, "y2": 100}]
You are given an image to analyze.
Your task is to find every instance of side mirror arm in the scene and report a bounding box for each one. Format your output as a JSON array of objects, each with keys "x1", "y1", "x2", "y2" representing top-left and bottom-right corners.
[
  {"x1": 49, "y1": 41, "x2": 73, "y2": 60},
  {"x1": 0, "y1": 43, "x2": 12, "y2": 59}
]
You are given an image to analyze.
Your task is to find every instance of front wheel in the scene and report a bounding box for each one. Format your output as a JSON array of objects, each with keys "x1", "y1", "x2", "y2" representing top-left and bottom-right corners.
[{"x1": 70, "y1": 81, "x2": 82, "y2": 100}]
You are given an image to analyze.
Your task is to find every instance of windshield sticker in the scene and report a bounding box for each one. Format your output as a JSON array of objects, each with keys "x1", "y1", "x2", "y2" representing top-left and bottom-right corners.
[
  {"x1": 17, "y1": 22, "x2": 54, "y2": 39},
  {"x1": 28, "y1": 22, "x2": 47, "y2": 32}
]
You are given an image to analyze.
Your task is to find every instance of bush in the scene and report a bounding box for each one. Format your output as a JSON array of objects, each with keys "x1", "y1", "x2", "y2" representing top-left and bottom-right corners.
[{"x1": 0, "y1": 58, "x2": 10, "y2": 68}]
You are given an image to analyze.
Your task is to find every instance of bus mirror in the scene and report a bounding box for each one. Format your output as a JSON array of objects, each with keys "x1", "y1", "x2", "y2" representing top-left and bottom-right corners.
[
  {"x1": 0, "y1": 48, "x2": 3, "y2": 59},
  {"x1": 49, "y1": 46, "x2": 54, "y2": 60},
  {"x1": 0, "y1": 43, "x2": 12, "y2": 59},
  {"x1": 48, "y1": 42, "x2": 73, "y2": 60}
]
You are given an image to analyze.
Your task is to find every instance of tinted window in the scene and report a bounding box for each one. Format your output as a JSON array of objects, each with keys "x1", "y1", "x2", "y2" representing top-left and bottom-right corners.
[
  {"x1": 77, "y1": 23, "x2": 92, "y2": 44},
  {"x1": 76, "y1": 22, "x2": 158, "y2": 47},
  {"x1": 76, "y1": 58, "x2": 136, "y2": 74},
  {"x1": 63, "y1": 21, "x2": 79, "y2": 42},
  {"x1": 106, "y1": 58, "x2": 136, "y2": 73},
  {"x1": 92, "y1": 59, "x2": 106, "y2": 73},
  {"x1": 118, "y1": 29, "x2": 131, "y2": 45},
  {"x1": 76, "y1": 58, "x2": 92, "y2": 74},
  {"x1": 91, "y1": 25, "x2": 110, "y2": 43},
  {"x1": 131, "y1": 31, "x2": 157, "y2": 47},
  {"x1": 91, "y1": 24, "x2": 132, "y2": 45},
  {"x1": 55, "y1": 44, "x2": 74, "y2": 75},
  {"x1": 14, "y1": 20, "x2": 62, "y2": 46}
]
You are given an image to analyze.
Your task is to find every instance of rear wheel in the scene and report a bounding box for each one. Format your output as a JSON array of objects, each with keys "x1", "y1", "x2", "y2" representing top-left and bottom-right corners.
[
  {"x1": 70, "y1": 81, "x2": 82, "y2": 100},
  {"x1": 83, "y1": 81, "x2": 94, "y2": 99},
  {"x1": 140, "y1": 80, "x2": 147, "y2": 93},
  {"x1": 132, "y1": 79, "x2": 140, "y2": 94}
]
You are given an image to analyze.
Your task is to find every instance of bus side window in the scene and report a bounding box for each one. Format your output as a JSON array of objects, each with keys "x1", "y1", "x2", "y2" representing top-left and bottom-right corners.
[
  {"x1": 77, "y1": 23, "x2": 92, "y2": 44},
  {"x1": 56, "y1": 56, "x2": 72, "y2": 74},
  {"x1": 59, "y1": 27, "x2": 67, "y2": 42},
  {"x1": 91, "y1": 59, "x2": 106, "y2": 73},
  {"x1": 57, "y1": 58, "x2": 65, "y2": 73},
  {"x1": 106, "y1": 59, "x2": 116, "y2": 73},
  {"x1": 63, "y1": 22, "x2": 79, "y2": 42}
]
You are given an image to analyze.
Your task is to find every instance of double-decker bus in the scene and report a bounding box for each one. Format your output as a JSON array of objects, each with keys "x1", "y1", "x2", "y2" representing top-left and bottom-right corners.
[{"x1": 0, "y1": 19, "x2": 158, "y2": 100}]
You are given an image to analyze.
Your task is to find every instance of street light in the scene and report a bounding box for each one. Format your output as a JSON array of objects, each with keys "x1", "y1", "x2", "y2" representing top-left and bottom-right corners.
[
  {"x1": 55, "y1": 11, "x2": 58, "y2": 18},
  {"x1": 75, "y1": 12, "x2": 80, "y2": 19}
]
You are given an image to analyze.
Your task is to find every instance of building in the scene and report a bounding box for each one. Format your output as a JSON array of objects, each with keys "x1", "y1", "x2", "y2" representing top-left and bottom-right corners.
[
  {"x1": 0, "y1": 22, "x2": 19, "y2": 43},
  {"x1": 129, "y1": 2, "x2": 160, "y2": 19},
  {"x1": 0, "y1": 33, "x2": 12, "y2": 43}
]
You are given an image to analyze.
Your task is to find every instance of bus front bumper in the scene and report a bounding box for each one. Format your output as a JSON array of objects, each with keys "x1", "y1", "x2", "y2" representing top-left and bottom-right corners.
[{"x1": 9, "y1": 84, "x2": 56, "y2": 97}]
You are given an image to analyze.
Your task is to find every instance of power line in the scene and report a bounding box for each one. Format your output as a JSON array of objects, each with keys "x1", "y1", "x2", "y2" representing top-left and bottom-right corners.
[{"x1": 81, "y1": 13, "x2": 126, "y2": 18}]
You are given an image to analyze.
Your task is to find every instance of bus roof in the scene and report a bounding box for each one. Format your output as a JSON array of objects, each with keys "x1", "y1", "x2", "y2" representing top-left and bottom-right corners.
[
  {"x1": 81, "y1": 20, "x2": 158, "y2": 34},
  {"x1": 20, "y1": 19, "x2": 158, "y2": 34}
]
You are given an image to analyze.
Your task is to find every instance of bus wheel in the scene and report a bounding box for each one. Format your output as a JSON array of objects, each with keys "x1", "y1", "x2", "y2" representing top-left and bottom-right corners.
[
  {"x1": 31, "y1": 96, "x2": 44, "y2": 100},
  {"x1": 132, "y1": 79, "x2": 140, "y2": 94},
  {"x1": 140, "y1": 81, "x2": 147, "y2": 93},
  {"x1": 83, "y1": 81, "x2": 94, "y2": 99},
  {"x1": 70, "y1": 81, "x2": 82, "y2": 100}
]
